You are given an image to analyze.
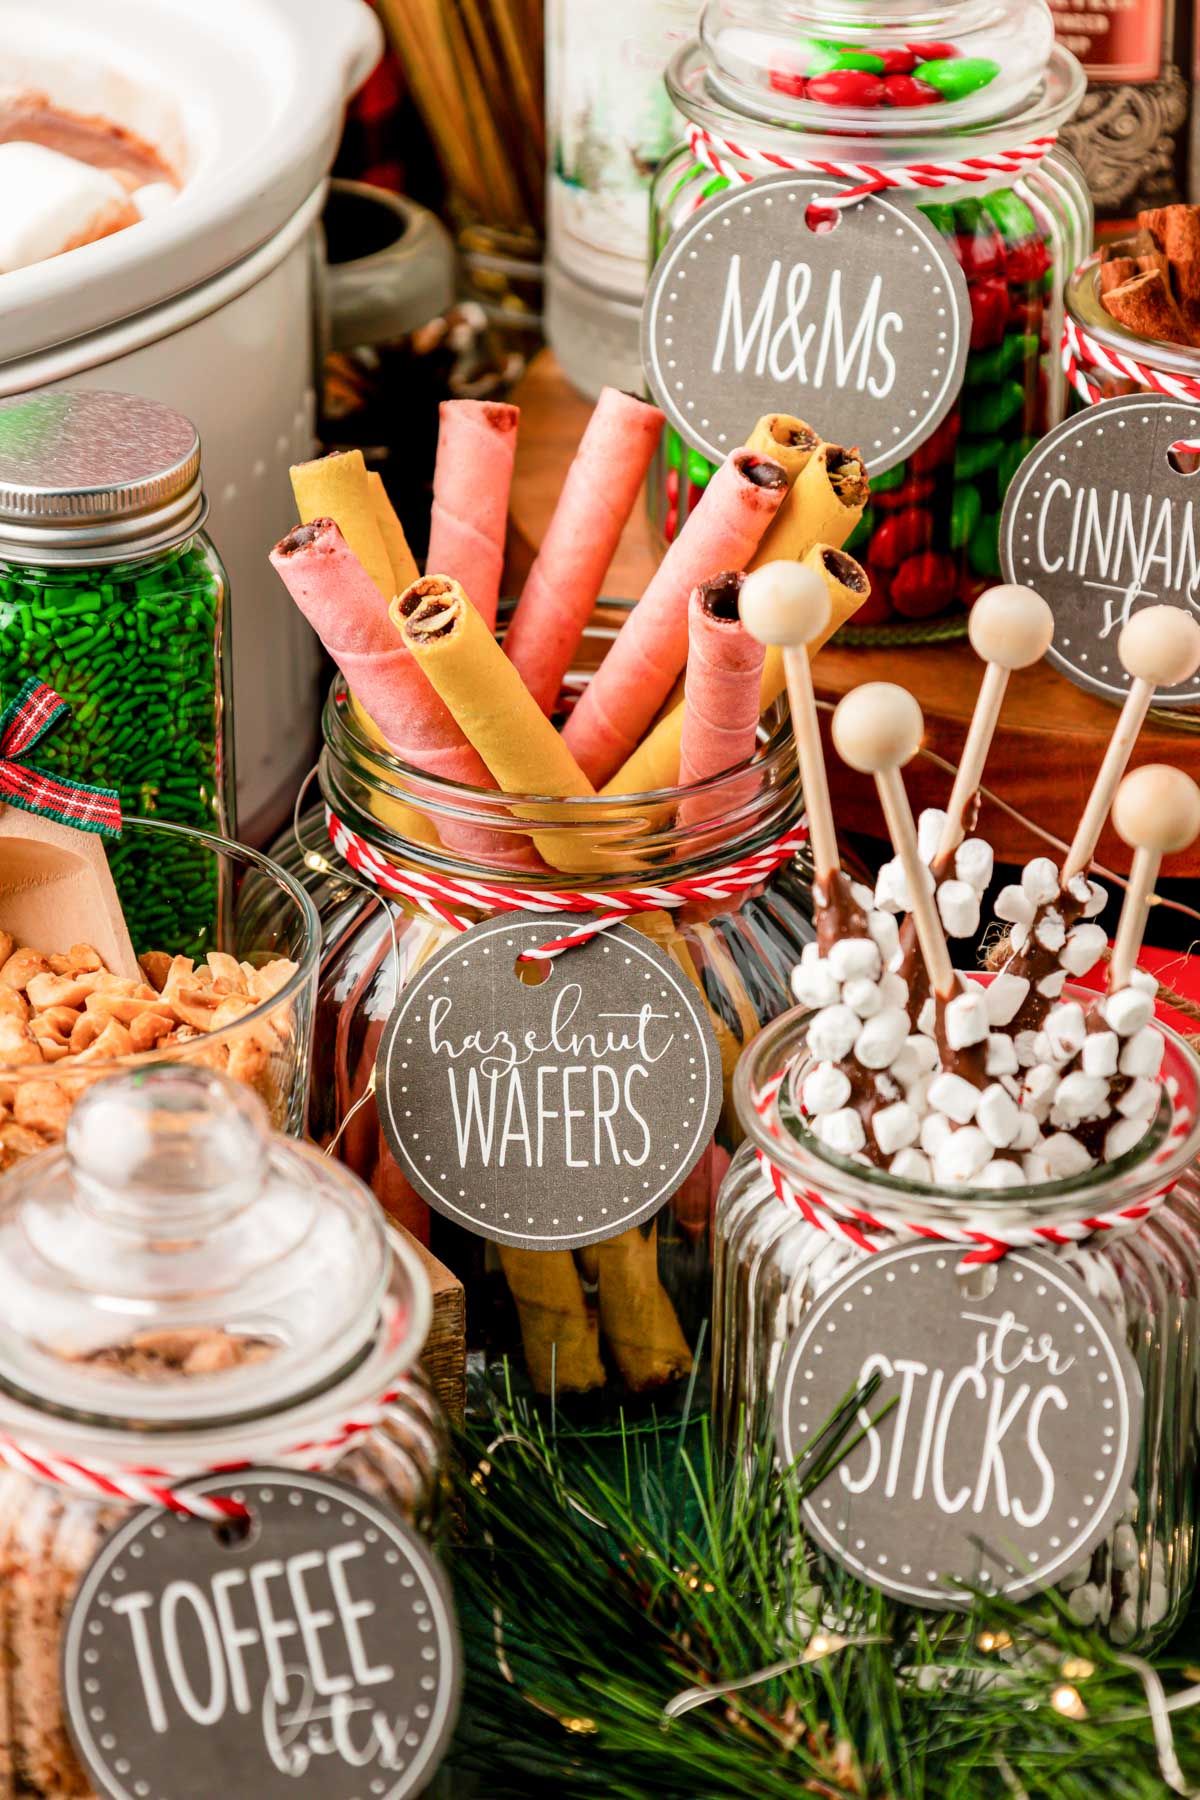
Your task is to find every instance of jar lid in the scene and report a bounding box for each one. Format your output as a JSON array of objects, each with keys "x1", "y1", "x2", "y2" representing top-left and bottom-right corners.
[
  {"x1": 0, "y1": 389, "x2": 208, "y2": 566},
  {"x1": 0, "y1": 1063, "x2": 398, "y2": 1429},
  {"x1": 686, "y1": 0, "x2": 1076, "y2": 143}
]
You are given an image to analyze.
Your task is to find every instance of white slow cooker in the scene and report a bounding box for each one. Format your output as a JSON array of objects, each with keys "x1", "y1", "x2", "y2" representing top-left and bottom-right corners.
[{"x1": 0, "y1": 0, "x2": 455, "y2": 840}]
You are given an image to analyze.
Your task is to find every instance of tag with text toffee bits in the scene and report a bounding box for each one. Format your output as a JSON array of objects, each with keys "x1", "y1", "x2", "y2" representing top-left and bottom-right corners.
[
  {"x1": 63, "y1": 1471, "x2": 461, "y2": 1800},
  {"x1": 375, "y1": 913, "x2": 724, "y2": 1252},
  {"x1": 642, "y1": 172, "x2": 971, "y2": 477},
  {"x1": 1000, "y1": 392, "x2": 1200, "y2": 706},
  {"x1": 776, "y1": 1245, "x2": 1142, "y2": 1607}
]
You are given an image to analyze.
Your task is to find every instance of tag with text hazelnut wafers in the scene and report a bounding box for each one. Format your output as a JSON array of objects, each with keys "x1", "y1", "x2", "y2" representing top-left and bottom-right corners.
[
  {"x1": 776, "y1": 1244, "x2": 1141, "y2": 1607},
  {"x1": 375, "y1": 913, "x2": 724, "y2": 1251},
  {"x1": 63, "y1": 1470, "x2": 461, "y2": 1800},
  {"x1": 642, "y1": 173, "x2": 971, "y2": 475}
]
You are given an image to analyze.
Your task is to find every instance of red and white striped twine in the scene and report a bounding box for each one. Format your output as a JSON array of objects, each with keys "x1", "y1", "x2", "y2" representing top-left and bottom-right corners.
[
  {"x1": 685, "y1": 122, "x2": 1059, "y2": 207},
  {"x1": 327, "y1": 807, "x2": 809, "y2": 962},
  {"x1": 1062, "y1": 314, "x2": 1200, "y2": 454},
  {"x1": 752, "y1": 1066, "x2": 1182, "y2": 1268}
]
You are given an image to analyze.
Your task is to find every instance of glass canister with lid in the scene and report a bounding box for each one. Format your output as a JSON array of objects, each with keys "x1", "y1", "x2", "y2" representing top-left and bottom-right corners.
[
  {"x1": 0, "y1": 389, "x2": 234, "y2": 957},
  {"x1": 273, "y1": 606, "x2": 818, "y2": 1419},
  {"x1": 649, "y1": 0, "x2": 1092, "y2": 626},
  {"x1": 0, "y1": 1060, "x2": 449, "y2": 1798},
  {"x1": 714, "y1": 1001, "x2": 1200, "y2": 1649}
]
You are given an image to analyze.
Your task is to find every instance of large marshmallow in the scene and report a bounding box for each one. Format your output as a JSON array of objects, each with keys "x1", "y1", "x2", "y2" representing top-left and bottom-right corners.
[
  {"x1": 854, "y1": 1007, "x2": 910, "y2": 1070},
  {"x1": 801, "y1": 1062, "x2": 853, "y2": 1116},
  {"x1": 943, "y1": 988, "x2": 989, "y2": 1050},
  {"x1": 937, "y1": 879, "x2": 981, "y2": 939}
]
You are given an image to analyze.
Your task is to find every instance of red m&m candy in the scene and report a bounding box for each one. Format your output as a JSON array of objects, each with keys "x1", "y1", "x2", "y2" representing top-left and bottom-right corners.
[
  {"x1": 906, "y1": 41, "x2": 958, "y2": 60},
  {"x1": 882, "y1": 74, "x2": 942, "y2": 106},
  {"x1": 806, "y1": 69, "x2": 885, "y2": 106},
  {"x1": 878, "y1": 47, "x2": 917, "y2": 75}
]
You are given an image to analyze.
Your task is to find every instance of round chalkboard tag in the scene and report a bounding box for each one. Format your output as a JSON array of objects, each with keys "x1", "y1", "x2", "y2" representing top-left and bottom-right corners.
[
  {"x1": 62, "y1": 1470, "x2": 461, "y2": 1800},
  {"x1": 775, "y1": 1244, "x2": 1142, "y2": 1607},
  {"x1": 642, "y1": 173, "x2": 970, "y2": 476},
  {"x1": 1000, "y1": 393, "x2": 1200, "y2": 707},
  {"x1": 376, "y1": 912, "x2": 723, "y2": 1250}
]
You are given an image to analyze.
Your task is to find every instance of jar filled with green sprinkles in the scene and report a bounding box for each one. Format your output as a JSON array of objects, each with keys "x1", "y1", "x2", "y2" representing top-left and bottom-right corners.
[{"x1": 0, "y1": 389, "x2": 233, "y2": 956}]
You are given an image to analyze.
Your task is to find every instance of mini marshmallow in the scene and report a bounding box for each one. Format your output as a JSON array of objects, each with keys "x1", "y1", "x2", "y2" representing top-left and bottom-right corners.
[
  {"x1": 985, "y1": 1032, "x2": 1019, "y2": 1077},
  {"x1": 944, "y1": 988, "x2": 989, "y2": 1049},
  {"x1": 792, "y1": 959, "x2": 840, "y2": 1009},
  {"x1": 1014, "y1": 1030, "x2": 1039, "y2": 1067},
  {"x1": 878, "y1": 971, "x2": 908, "y2": 1010},
  {"x1": 876, "y1": 1073, "x2": 900, "y2": 1102},
  {"x1": 1041, "y1": 1132, "x2": 1095, "y2": 1178},
  {"x1": 1012, "y1": 1110, "x2": 1042, "y2": 1151},
  {"x1": 1116, "y1": 1076, "x2": 1158, "y2": 1120},
  {"x1": 1130, "y1": 968, "x2": 1159, "y2": 996},
  {"x1": 850, "y1": 880, "x2": 876, "y2": 914},
  {"x1": 1103, "y1": 987, "x2": 1155, "y2": 1037},
  {"x1": 1059, "y1": 924, "x2": 1108, "y2": 978},
  {"x1": 995, "y1": 884, "x2": 1035, "y2": 925},
  {"x1": 934, "y1": 1126, "x2": 993, "y2": 1184},
  {"x1": 867, "y1": 911, "x2": 900, "y2": 966},
  {"x1": 814, "y1": 1108, "x2": 866, "y2": 1156},
  {"x1": 854, "y1": 1006, "x2": 909, "y2": 1070},
  {"x1": 937, "y1": 879, "x2": 980, "y2": 938},
  {"x1": 1050, "y1": 1071, "x2": 1110, "y2": 1127},
  {"x1": 918, "y1": 997, "x2": 937, "y2": 1037},
  {"x1": 920, "y1": 1111, "x2": 954, "y2": 1156},
  {"x1": 891, "y1": 1034, "x2": 939, "y2": 1086},
  {"x1": 0, "y1": 143, "x2": 132, "y2": 275},
  {"x1": 928, "y1": 1071, "x2": 979, "y2": 1124},
  {"x1": 955, "y1": 837, "x2": 994, "y2": 893},
  {"x1": 1105, "y1": 1115, "x2": 1152, "y2": 1162},
  {"x1": 1021, "y1": 1064, "x2": 1059, "y2": 1120},
  {"x1": 827, "y1": 937, "x2": 882, "y2": 984},
  {"x1": 872, "y1": 1101, "x2": 919, "y2": 1156},
  {"x1": 1034, "y1": 907, "x2": 1066, "y2": 952},
  {"x1": 1037, "y1": 968, "x2": 1067, "y2": 999},
  {"x1": 843, "y1": 977, "x2": 882, "y2": 1018},
  {"x1": 905, "y1": 1073, "x2": 934, "y2": 1114},
  {"x1": 1082, "y1": 1032, "x2": 1119, "y2": 1078},
  {"x1": 1067, "y1": 871, "x2": 1107, "y2": 919},
  {"x1": 976, "y1": 1159, "x2": 1027, "y2": 1189},
  {"x1": 1022, "y1": 1151, "x2": 1052, "y2": 1183},
  {"x1": 977, "y1": 1082, "x2": 1021, "y2": 1148},
  {"x1": 1119, "y1": 1026, "x2": 1164, "y2": 1079},
  {"x1": 801, "y1": 1062, "x2": 853, "y2": 1116},
  {"x1": 807, "y1": 1004, "x2": 861, "y2": 1063},
  {"x1": 1045, "y1": 1001, "x2": 1087, "y2": 1061},
  {"x1": 917, "y1": 808, "x2": 949, "y2": 865},
  {"x1": 874, "y1": 858, "x2": 909, "y2": 913},
  {"x1": 890, "y1": 1147, "x2": 932, "y2": 1182},
  {"x1": 1010, "y1": 921, "x2": 1030, "y2": 953},
  {"x1": 1022, "y1": 857, "x2": 1059, "y2": 905},
  {"x1": 984, "y1": 971, "x2": 1029, "y2": 1027}
]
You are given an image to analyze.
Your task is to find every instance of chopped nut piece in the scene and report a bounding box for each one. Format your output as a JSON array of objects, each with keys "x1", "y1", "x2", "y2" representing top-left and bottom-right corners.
[
  {"x1": 0, "y1": 947, "x2": 50, "y2": 991},
  {"x1": 13, "y1": 1082, "x2": 72, "y2": 1137},
  {"x1": 48, "y1": 943, "x2": 104, "y2": 977},
  {"x1": 138, "y1": 950, "x2": 173, "y2": 991}
]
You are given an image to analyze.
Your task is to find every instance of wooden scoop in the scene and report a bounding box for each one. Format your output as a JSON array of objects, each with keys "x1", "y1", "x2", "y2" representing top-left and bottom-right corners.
[
  {"x1": 833, "y1": 683, "x2": 955, "y2": 1001},
  {"x1": 0, "y1": 806, "x2": 139, "y2": 979},
  {"x1": 1108, "y1": 765, "x2": 1200, "y2": 991}
]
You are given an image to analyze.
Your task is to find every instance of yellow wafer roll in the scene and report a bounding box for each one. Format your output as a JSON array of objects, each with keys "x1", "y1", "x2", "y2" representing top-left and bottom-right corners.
[
  {"x1": 602, "y1": 543, "x2": 869, "y2": 796},
  {"x1": 290, "y1": 449, "x2": 394, "y2": 601},
  {"x1": 744, "y1": 413, "x2": 819, "y2": 483},
  {"x1": 748, "y1": 441, "x2": 868, "y2": 571},
  {"x1": 367, "y1": 469, "x2": 419, "y2": 592},
  {"x1": 394, "y1": 576, "x2": 606, "y2": 872}
]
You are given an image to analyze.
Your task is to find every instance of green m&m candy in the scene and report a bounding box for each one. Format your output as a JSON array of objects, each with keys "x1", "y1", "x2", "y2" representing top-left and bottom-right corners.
[{"x1": 914, "y1": 56, "x2": 999, "y2": 100}]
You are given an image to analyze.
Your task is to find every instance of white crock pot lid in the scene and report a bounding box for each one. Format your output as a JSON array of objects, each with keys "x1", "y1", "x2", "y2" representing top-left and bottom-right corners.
[{"x1": 0, "y1": 0, "x2": 381, "y2": 365}]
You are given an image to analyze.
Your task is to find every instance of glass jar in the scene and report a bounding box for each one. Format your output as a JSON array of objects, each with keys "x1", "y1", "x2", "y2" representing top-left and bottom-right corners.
[
  {"x1": 0, "y1": 815, "x2": 319, "y2": 1173},
  {"x1": 272, "y1": 606, "x2": 816, "y2": 1417},
  {"x1": 0, "y1": 1061, "x2": 448, "y2": 1798},
  {"x1": 649, "y1": 0, "x2": 1091, "y2": 626},
  {"x1": 1065, "y1": 249, "x2": 1200, "y2": 423},
  {"x1": 715, "y1": 1001, "x2": 1200, "y2": 1648},
  {"x1": 0, "y1": 389, "x2": 234, "y2": 954}
]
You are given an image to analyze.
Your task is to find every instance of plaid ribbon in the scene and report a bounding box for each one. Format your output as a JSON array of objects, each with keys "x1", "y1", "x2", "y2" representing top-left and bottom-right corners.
[{"x1": 0, "y1": 679, "x2": 122, "y2": 838}]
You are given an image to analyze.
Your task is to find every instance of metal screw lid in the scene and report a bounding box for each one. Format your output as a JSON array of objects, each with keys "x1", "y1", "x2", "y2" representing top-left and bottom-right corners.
[{"x1": 0, "y1": 389, "x2": 208, "y2": 566}]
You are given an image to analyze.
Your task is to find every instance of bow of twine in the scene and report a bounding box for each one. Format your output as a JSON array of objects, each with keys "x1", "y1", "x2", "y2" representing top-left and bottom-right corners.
[{"x1": 0, "y1": 678, "x2": 122, "y2": 838}]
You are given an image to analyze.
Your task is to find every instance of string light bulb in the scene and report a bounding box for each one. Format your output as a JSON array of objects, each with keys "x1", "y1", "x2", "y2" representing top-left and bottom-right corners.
[{"x1": 1051, "y1": 1683, "x2": 1088, "y2": 1721}]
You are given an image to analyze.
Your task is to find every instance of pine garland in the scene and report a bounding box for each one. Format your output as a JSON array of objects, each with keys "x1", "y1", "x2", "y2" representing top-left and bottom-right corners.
[{"x1": 445, "y1": 1389, "x2": 1200, "y2": 1798}]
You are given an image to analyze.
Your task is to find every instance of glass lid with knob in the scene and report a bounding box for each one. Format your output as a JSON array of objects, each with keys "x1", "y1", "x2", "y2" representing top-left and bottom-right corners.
[{"x1": 0, "y1": 1063, "x2": 422, "y2": 1430}]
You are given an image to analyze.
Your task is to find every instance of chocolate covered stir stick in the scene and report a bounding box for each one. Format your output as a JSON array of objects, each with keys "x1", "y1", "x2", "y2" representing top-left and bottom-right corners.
[
  {"x1": 1108, "y1": 766, "x2": 1200, "y2": 991},
  {"x1": 935, "y1": 584, "x2": 1054, "y2": 866},
  {"x1": 1063, "y1": 606, "x2": 1200, "y2": 884},
  {"x1": 833, "y1": 685, "x2": 955, "y2": 1004},
  {"x1": 739, "y1": 562, "x2": 838, "y2": 885}
]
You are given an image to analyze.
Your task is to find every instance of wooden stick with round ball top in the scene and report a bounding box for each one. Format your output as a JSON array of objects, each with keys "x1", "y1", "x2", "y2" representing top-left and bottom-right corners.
[
  {"x1": 1108, "y1": 765, "x2": 1200, "y2": 991},
  {"x1": 1063, "y1": 605, "x2": 1200, "y2": 883},
  {"x1": 832, "y1": 684, "x2": 955, "y2": 1000},
  {"x1": 739, "y1": 561, "x2": 838, "y2": 885},
  {"x1": 936, "y1": 584, "x2": 1054, "y2": 863}
]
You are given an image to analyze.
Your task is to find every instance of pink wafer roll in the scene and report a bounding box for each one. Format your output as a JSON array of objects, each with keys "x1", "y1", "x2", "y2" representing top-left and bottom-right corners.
[
  {"x1": 270, "y1": 519, "x2": 537, "y2": 865},
  {"x1": 426, "y1": 399, "x2": 518, "y2": 630},
  {"x1": 504, "y1": 388, "x2": 664, "y2": 712},
  {"x1": 561, "y1": 450, "x2": 787, "y2": 784},
  {"x1": 678, "y1": 572, "x2": 765, "y2": 825}
]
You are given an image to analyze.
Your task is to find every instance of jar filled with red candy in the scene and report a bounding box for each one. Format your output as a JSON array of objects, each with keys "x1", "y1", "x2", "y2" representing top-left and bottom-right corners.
[{"x1": 649, "y1": 0, "x2": 1091, "y2": 628}]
